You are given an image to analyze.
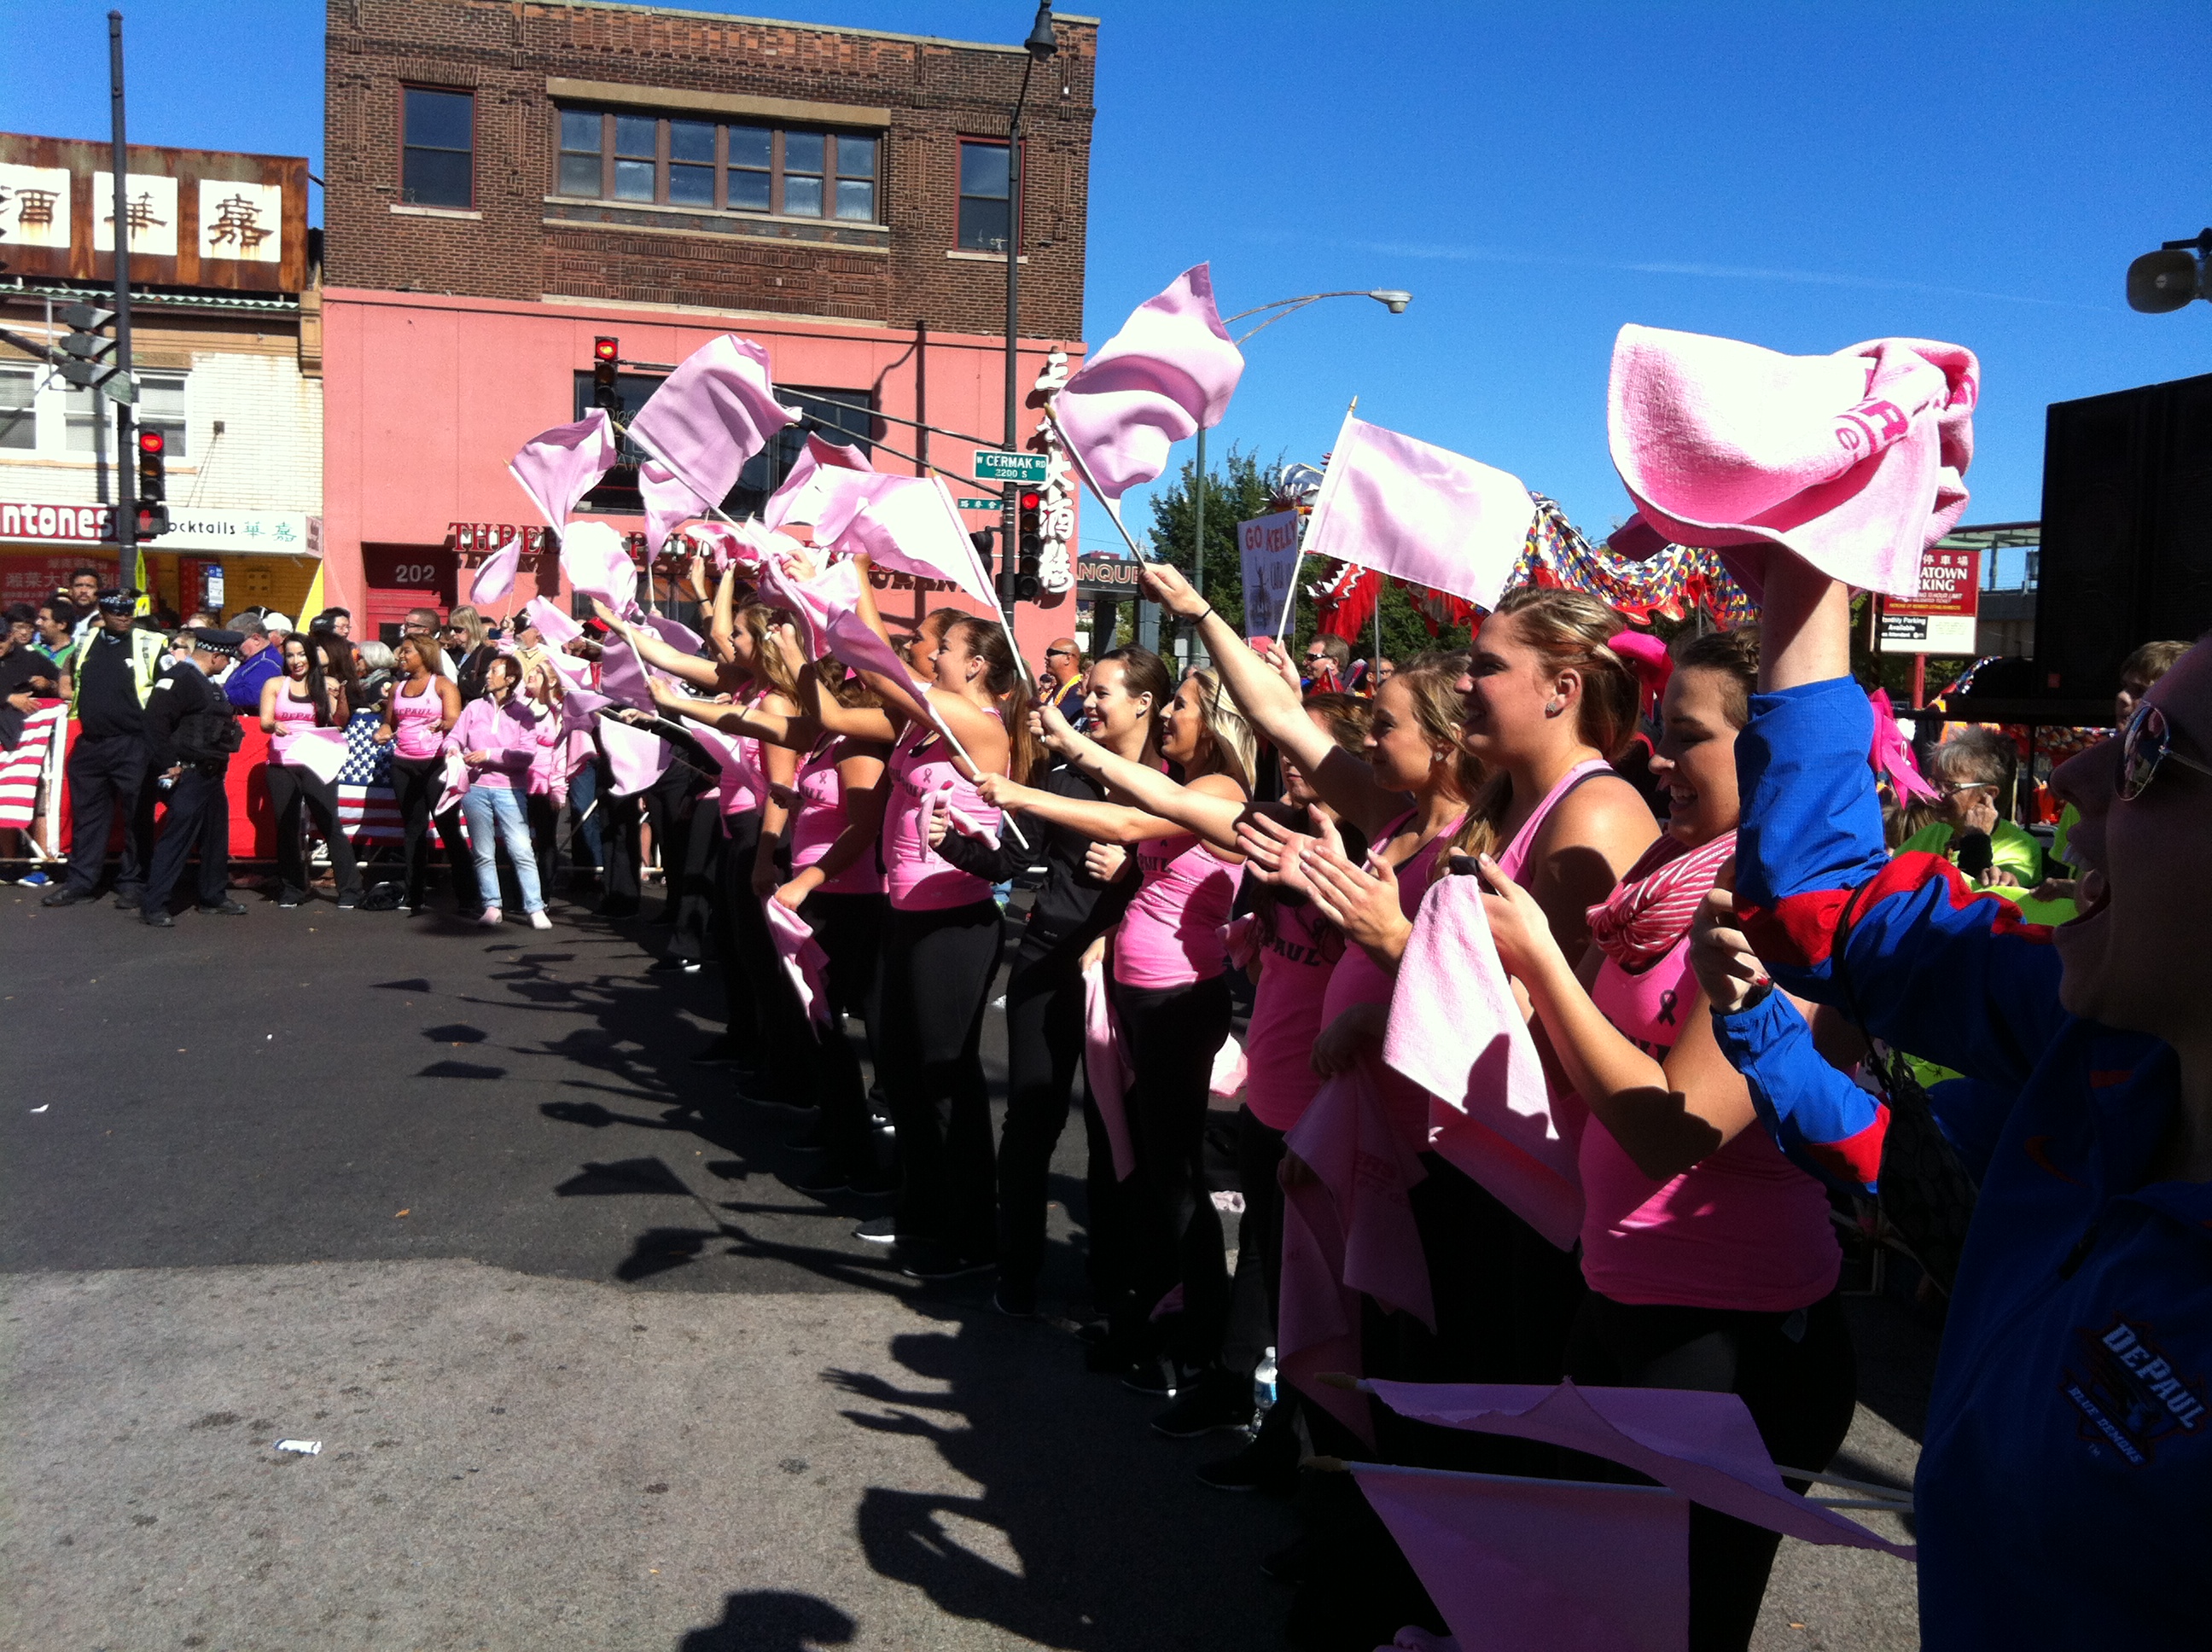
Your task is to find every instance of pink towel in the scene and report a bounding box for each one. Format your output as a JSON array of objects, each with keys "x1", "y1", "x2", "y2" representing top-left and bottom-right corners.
[
  {"x1": 280, "y1": 725, "x2": 349, "y2": 784},
  {"x1": 1210, "y1": 1032, "x2": 1248, "y2": 1102},
  {"x1": 763, "y1": 897, "x2": 831, "y2": 1032},
  {"x1": 1385, "y1": 874, "x2": 1586, "y2": 1252},
  {"x1": 432, "y1": 748, "x2": 470, "y2": 817},
  {"x1": 1355, "y1": 1465, "x2": 1688, "y2": 1652},
  {"x1": 1608, "y1": 325, "x2": 1978, "y2": 598},
  {"x1": 1279, "y1": 1165, "x2": 1371, "y2": 1445},
  {"x1": 1368, "y1": 1379, "x2": 1915, "y2": 1558},
  {"x1": 1080, "y1": 960, "x2": 1137, "y2": 1182}
]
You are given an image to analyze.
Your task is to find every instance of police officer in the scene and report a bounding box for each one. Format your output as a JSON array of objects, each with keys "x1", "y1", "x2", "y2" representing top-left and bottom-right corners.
[
  {"x1": 43, "y1": 590, "x2": 166, "y2": 910},
  {"x1": 139, "y1": 627, "x2": 249, "y2": 928}
]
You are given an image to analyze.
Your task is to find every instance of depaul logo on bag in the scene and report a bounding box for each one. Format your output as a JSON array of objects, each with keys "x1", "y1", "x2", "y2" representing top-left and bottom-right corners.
[{"x1": 2064, "y1": 1317, "x2": 2208, "y2": 1466}]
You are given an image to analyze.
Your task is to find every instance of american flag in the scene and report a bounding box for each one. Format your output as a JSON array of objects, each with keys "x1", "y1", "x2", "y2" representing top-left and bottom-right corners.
[
  {"x1": 334, "y1": 711, "x2": 405, "y2": 845},
  {"x1": 0, "y1": 701, "x2": 67, "y2": 831}
]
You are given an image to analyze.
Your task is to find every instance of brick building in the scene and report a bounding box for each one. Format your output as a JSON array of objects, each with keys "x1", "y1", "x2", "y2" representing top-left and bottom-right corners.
[{"x1": 320, "y1": 0, "x2": 1097, "y2": 646}]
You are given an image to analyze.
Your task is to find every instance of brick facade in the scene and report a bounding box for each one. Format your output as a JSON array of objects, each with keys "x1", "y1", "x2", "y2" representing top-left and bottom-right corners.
[{"x1": 323, "y1": 0, "x2": 1095, "y2": 342}]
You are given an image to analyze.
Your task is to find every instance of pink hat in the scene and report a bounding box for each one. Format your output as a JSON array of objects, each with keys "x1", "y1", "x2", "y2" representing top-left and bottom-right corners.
[{"x1": 1608, "y1": 325, "x2": 1977, "y2": 597}]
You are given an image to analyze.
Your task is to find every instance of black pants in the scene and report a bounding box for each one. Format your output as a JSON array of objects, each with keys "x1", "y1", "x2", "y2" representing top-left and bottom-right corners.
[
  {"x1": 389, "y1": 753, "x2": 469, "y2": 910},
  {"x1": 1368, "y1": 1154, "x2": 1589, "y2": 1478},
  {"x1": 527, "y1": 791, "x2": 562, "y2": 898},
  {"x1": 996, "y1": 924, "x2": 1092, "y2": 1292},
  {"x1": 1110, "y1": 973, "x2": 1235, "y2": 1369},
  {"x1": 800, "y1": 889, "x2": 888, "y2": 1178},
  {"x1": 1564, "y1": 1291, "x2": 1858, "y2": 1652},
  {"x1": 62, "y1": 731, "x2": 154, "y2": 898},
  {"x1": 266, "y1": 760, "x2": 360, "y2": 902},
  {"x1": 1221, "y1": 1106, "x2": 1287, "y2": 1379},
  {"x1": 665, "y1": 784, "x2": 720, "y2": 963},
  {"x1": 142, "y1": 766, "x2": 230, "y2": 914},
  {"x1": 716, "y1": 811, "x2": 809, "y2": 1094},
  {"x1": 880, "y1": 898, "x2": 1006, "y2": 1257}
]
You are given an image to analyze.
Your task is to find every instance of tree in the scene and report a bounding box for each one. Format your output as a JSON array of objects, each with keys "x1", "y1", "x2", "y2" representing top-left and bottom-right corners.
[{"x1": 1142, "y1": 445, "x2": 1473, "y2": 666}]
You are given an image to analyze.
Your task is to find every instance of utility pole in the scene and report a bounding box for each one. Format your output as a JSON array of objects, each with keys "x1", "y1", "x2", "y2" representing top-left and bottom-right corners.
[
  {"x1": 1002, "y1": 3, "x2": 1056, "y2": 613},
  {"x1": 108, "y1": 9, "x2": 137, "y2": 565}
]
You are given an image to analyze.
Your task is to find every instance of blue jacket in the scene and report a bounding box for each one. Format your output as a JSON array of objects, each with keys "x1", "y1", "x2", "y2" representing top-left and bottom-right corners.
[
  {"x1": 1717, "y1": 677, "x2": 2211, "y2": 1649},
  {"x1": 224, "y1": 648, "x2": 282, "y2": 712}
]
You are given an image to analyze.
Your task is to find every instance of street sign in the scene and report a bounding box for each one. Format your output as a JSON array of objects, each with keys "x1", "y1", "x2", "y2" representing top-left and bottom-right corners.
[
  {"x1": 1076, "y1": 554, "x2": 1144, "y2": 597},
  {"x1": 955, "y1": 497, "x2": 1003, "y2": 511},
  {"x1": 1878, "y1": 548, "x2": 1980, "y2": 654},
  {"x1": 972, "y1": 451, "x2": 1049, "y2": 486}
]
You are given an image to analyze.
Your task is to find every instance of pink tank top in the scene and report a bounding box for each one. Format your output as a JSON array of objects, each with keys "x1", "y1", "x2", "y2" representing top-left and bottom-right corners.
[
  {"x1": 1114, "y1": 831, "x2": 1244, "y2": 989},
  {"x1": 1496, "y1": 757, "x2": 1616, "y2": 884},
  {"x1": 392, "y1": 676, "x2": 445, "y2": 759},
  {"x1": 884, "y1": 721, "x2": 1000, "y2": 911},
  {"x1": 791, "y1": 742, "x2": 885, "y2": 897},
  {"x1": 1578, "y1": 935, "x2": 1841, "y2": 1311},
  {"x1": 267, "y1": 685, "x2": 319, "y2": 756},
  {"x1": 1321, "y1": 808, "x2": 1464, "y2": 1149},
  {"x1": 1242, "y1": 899, "x2": 1342, "y2": 1131}
]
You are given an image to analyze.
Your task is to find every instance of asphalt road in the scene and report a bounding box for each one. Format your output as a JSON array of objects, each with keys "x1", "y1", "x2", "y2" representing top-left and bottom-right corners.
[{"x1": 0, "y1": 876, "x2": 1935, "y2": 1650}]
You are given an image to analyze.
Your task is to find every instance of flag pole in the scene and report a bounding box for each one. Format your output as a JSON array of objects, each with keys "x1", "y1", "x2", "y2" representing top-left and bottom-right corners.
[
  {"x1": 1274, "y1": 395, "x2": 1355, "y2": 645},
  {"x1": 1039, "y1": 400, "x2": 1155, "y2": 565}
]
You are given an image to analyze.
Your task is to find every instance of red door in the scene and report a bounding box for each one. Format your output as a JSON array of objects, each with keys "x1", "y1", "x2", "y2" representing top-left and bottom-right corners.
[{"x1": 362, "y1": 544, "x2": 456, "y2": 643}]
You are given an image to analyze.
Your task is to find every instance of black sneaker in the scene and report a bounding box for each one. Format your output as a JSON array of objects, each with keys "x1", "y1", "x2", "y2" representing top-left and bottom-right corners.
[
  {"x1": 196, "y1": 900, "x2": 249, "y2": 916},
  {"x1": 1120, "y1": 1354, "x2": 1179, "y2": 1398},
  {"x1": 992, "y1": 1280, "x2": 1039, "y2": 1319},
  {"x1": 113, "y1": 893, "x2": 142, "y2": 911},
  {"x1": 899, "y1": 1245, "x2": 995, "y2": 1283},
  {"x1": 141, "y1": 910, "x2": 176, "y2": 928},
  {"x1": 41, "y1": 886, "x2": 93, "y2": 907},
  {"x1": 687, "y1": 1040, "x2": 742, "y2": 1067},
  {"x1": 789, "y1": 1166, "x2": 853, "y2": 1198},
  {"x1": 740, "y1": 1085, "x2": 813, "y2": 1114},
  {"x1": 853, "y1": 1214, "x2": 899, "y2": 1244},
  {"x1": 1152, "y1": 1372, "x2": 1254, "y2": 1439},
  {"x1": 335, "y1": 893, "x2": 359, "y2": 910},
  {"x1": 648, "y1": 956, "x2": 701, "y2": 974},
  {"x1": 276, "y1": 895, "x2": 305, "y2": 909}
]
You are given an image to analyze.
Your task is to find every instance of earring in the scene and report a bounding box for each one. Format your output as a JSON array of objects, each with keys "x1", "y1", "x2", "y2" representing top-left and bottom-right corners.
[{"x1": 1545, "y1": 697, "x2": 1566, "y2": 715}]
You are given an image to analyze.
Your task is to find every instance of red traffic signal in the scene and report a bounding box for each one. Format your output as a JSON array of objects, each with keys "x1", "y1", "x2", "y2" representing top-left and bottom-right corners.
[
  {"x1": 137, "y1": 428, "x2": 165, "y2": 457},
  {"x1": 1019, "y1": 490, "x2": 1041, "y2": 512},
  {"x1": 593, "y1": 336, "x2": 620, "y2": 364}
]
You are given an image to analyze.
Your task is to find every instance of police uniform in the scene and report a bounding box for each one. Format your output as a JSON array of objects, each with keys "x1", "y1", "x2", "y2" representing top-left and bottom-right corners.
[
  {"x1": 45, "y1": 593, "x2": 166, "y2": 908},
  {"x1": 140, "y1": 629, "x2": 249, "y2": 926}
]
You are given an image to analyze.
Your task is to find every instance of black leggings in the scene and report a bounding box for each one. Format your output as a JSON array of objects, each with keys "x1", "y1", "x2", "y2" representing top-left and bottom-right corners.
[
  {"x1": 1563, "y1": 1290, "x2": 1857, "y2": 1652},
  {"x1": 1221, "y1": 1105, "x2": 1287, "y2": 1379},
  {"x1": 716, "y1": 811, "x2": 810, "y2": 1096},
  {"x1": 880, "y1": 898, "x2": 1006, "y2": 1257},
  {"x1": 388, "y1": 753, "x2": 469, "y2": 909},
  {"x1": 1109, "y1": 973, "x2": 1235, "y2": 1368},
  {"x1": 266, "y1": 760, "x2": 359, "y2": 901},
  {"x1": 800, "y1": 889, "x2": 888, "y2": 1178},
  {"x1": 996, "y1": 924, "x2": 1091, "y2": 1292}
]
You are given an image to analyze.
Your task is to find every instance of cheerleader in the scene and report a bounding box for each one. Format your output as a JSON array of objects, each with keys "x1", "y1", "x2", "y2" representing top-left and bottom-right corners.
[{"x1": 259, "y1": 631, "x2": 361, "y2": 909}]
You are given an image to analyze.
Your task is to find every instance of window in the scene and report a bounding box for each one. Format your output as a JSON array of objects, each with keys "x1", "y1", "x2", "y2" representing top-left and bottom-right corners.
[
  {"x1": 403, "y1": 87, "x2": 474, "y2": 207},
  {"x1": 0, "y1": 367, "x2": 32, "y2": 451},
  {"x1": 958, "y1": 141, "x2": 1010, "y2": 252},
  {"x1": 553, "y1": 108, "x2": 880, "y2": 222},
  {"x1": 569, "y1": 375, "x2": 871, "y2": 519},
  {"x1": 67, "y1": 371, "x2": 185, "y2": 457}
]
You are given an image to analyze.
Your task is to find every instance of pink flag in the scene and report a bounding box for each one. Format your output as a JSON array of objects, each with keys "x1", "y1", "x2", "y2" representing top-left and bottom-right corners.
[
  {"x1": 1301, "y1": 413, "x2": 1537, "y2": 611},
  {"x1": 763, "y1": 897, "x2": 832, "y2": 1032},
  {"x1": 559, "y1": 682, "x2": 611, "y2": 736},
  {"x1": 644, "y1": 614, "x2": 706, "y2": 656},
  {"x1": 758, "y1": 547, "x2": 864, "y2": 658},
  {"x1": 1385, "y1": 874, "x2": 1586, "y2": 1252},
  {"x1": 1354, "y1": 1465, "x2": 1689, "y2": 1652},
  {"x1": 597, "y1": 713, "x2": 672, "y2": 796},
  {"x1": 557, "y1": 521, "x2": 637, "y2": 613},
  {"x1": 509, "y1": 410, "x2": 618, "y2": 528},
  {"x1": 628, "y1": 334, "x2": 799, "y2": 523},
  {"x1": 640, "y1": 458, "x2": 701, "y2": 556},
  {"x1": 433, "y1": 748, "x2": 471, "y2": 817},
  {"x1": 597, "y1": 637, "x2": 654, "y2": 712},
  {"x1": 1366, "y1": 1380, "x2": 1916, "y2": 1556},
  {"x1": 827, "y1": 474, "x2": 999, "y2": 607},
  {"x1": 1080, "y1": 959, "x2": 1137, "y2": 1181},
  {"x1": 469, "y1": 539, "x2": 525, "y2": 608},
  {"x1": 1280, "y1": 1167, "x2": 1371, "y2": 1445},
  {"x1": 1608, "y1": 325, "x2": 1978, "y2": 598},
  {"x1": 764, "y1": 433, "x2": 876, "y2": 531},
  {"x1": 524, "y1": 597, "x2": 582, "y2": 648},
  {"x1": 687, "y1": 719, "x2": 765, "y2": 800},
  {"x1": 1054, "y1": 264, "x2": 1244, "y2": 500}
]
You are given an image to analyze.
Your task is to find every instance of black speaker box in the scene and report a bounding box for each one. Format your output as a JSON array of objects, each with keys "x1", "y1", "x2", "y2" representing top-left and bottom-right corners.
[{"x1": 2036, "y1": 371, "x2": 2212, "y2": 699}]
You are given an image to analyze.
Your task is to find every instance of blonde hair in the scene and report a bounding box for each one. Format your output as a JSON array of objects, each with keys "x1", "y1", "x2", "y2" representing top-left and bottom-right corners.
[
  {"x1": 447, "y1": 605, "x2": 489, "y2": 651},
  {"x1": 1188, "y1": 667, "x2": 1256, "y2": 795},
  {"x1": 1393, "y1": 665, "x2": 1482, "y2": 804},
  {"x1": 1451, "y1": 586, "x2": 1640, "y2": 859},
  {"x1": 735, "y1": 602, "x2": 801, "y2": 703}
]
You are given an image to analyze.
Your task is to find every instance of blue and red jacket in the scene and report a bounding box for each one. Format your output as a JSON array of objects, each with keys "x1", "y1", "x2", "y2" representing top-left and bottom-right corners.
[{"x1": 1714, "y1": 677, "x2": 2211, "y2": 1650}]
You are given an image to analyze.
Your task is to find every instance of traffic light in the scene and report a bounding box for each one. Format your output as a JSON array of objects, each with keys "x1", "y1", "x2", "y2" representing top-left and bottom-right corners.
[
  {"x1": 1015, "y1": 489, "x2": 1043, "y2": 601},
  {"x1": 55, "y1": 301, "x2": 134, "y2": 405},
  {"x1": 134, "y1": 428, "x2": 168, "y2": 539},
  {"x1": 592, "y1": 336, "x2": 622, "y2": 413}
]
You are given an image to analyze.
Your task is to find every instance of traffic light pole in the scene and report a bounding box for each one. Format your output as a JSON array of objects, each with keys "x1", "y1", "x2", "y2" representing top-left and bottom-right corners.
[
  {"x1": 108, "y1": 9, "x2": 136, "y2": 560},
  {"x1": 1001, "y1": 48, "x2": 1039, "y2": 616}
]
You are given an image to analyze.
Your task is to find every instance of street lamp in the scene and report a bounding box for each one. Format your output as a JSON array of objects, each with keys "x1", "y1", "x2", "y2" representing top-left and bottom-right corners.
[
  {"x1": 1001, "y1": 1, "x2": 1057, "y2": 608},
  {"x1": 1189, "y1": 288, "x2": 1412, "y2": 605}
]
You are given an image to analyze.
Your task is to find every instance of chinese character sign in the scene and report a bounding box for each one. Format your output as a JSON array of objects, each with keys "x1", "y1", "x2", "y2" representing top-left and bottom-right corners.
[
  {"x1": 92, "y1": 172, "x2": 180, "y2": 257},
  {"x1": 0, "y1": 162, "x2": 72, "y2": 250},
  {"x1": 199, "y1": 178, "x2": 282, "y2": 262},
  {"x1": 1238, "y1": 510, "x2": 1302, "y2": 639}
]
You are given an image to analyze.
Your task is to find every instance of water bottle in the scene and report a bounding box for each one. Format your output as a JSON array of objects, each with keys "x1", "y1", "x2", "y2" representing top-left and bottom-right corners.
[{"x1": 1252, "y1": 1347, "x2": 1278, "y2": 1427}]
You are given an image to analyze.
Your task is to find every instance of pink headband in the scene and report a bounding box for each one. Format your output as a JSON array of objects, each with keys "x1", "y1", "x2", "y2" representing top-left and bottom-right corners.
[{"x1": 1866, "y1": 689, "x2": 1940, "y2": 806}]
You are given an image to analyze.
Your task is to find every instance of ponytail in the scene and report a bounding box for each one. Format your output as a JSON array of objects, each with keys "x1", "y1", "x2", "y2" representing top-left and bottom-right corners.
[{"x1": 947, "y1": 615, "x2": 1042, "y2": 781}]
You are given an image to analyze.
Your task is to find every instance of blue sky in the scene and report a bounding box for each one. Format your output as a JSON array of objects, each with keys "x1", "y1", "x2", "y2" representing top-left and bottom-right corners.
[{"x1": 7, "y1": 1, "x2": 2207, "y2": 588}]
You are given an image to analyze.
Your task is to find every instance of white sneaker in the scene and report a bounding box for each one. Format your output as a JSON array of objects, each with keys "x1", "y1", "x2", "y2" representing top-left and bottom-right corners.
[
  {"x1": 478, "y1": 907, "x2": 503, "y2": 927},
  {"x1": 529, "y1": 910, "x2": 552, "y2": 930}
]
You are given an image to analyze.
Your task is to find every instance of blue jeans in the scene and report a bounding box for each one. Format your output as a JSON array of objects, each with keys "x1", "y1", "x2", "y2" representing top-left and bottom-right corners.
[
  {"x1": 568, "y1": 759, "x2": 604, "y2": 872},
  {"x1": 462, "y1": 785, "x2": 544, "y2": 914}
]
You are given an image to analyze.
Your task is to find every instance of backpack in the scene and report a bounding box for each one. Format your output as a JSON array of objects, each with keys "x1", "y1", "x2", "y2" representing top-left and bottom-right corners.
[{"x1": 173, "y1": 702, "x2": 247, "y2": 765}]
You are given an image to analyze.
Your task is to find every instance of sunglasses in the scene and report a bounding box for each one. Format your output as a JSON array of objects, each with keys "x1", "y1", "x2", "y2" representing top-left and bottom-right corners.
[{"x1": 2118, "y1": 703, "x2": 2212, "y2": 802}]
